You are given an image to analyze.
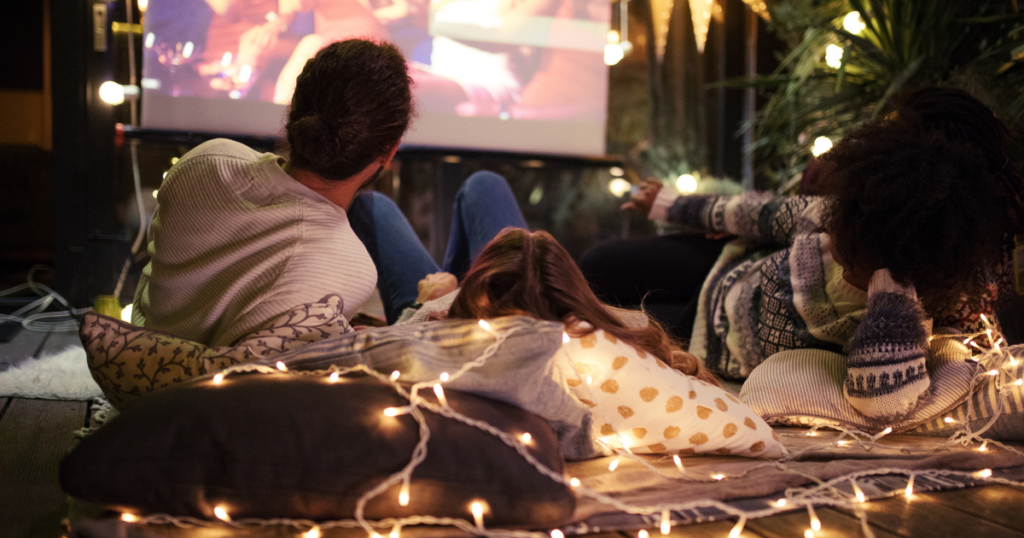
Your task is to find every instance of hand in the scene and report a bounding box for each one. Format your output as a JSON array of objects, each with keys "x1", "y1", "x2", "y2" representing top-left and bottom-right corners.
[
  {"x1": 416, "y1": 272, "x2": 458, "y2": 303},
  {"x1": 620, "y1": 179, "x2": 663, "y2": 216}
]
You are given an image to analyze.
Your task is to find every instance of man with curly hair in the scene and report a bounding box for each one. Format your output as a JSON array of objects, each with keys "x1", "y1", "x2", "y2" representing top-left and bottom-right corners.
[{"x1": 586, "y1": 88, "x2": 1024, "y2": 424}]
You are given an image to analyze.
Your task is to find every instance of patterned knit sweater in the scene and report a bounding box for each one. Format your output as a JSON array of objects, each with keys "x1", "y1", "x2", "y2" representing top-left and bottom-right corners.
[{"x1": 650, "y1": 189, "x2": 1010, "y2": 422}]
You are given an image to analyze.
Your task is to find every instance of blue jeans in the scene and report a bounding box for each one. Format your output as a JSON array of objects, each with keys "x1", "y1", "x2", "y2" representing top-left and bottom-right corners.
[{"x1": 348, "y1": 171, "x2": 528, "y2": 324}]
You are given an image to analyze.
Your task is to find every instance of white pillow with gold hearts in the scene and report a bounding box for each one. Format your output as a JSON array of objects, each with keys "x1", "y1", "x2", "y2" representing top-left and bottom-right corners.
[{"x1": 553, "y1": 328, "x2": 785, "y2": 459}]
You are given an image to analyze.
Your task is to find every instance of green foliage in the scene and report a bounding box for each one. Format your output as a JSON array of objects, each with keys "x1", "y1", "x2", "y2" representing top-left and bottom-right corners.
[{"x1": 750, "y1": 0, "x2": 1024, "y2": 190}]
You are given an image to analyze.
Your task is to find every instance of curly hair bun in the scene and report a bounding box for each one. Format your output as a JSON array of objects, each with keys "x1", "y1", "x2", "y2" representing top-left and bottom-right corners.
[{"x1": 285, "y1": 39, "x2": 414, "y2": 181}]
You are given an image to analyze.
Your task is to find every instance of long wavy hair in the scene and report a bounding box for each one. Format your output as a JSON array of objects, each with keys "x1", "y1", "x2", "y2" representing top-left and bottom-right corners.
[{"x1": 448, "y1": 228, "x2": 720, "y2": 385}]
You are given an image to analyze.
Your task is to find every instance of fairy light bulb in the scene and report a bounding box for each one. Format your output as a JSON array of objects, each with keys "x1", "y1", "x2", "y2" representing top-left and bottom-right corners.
[
  {"x1": 638, "y1": 531, "x2": 649, "y2": 538},
  {"x1": 842, "y1": 11, "x2": 866, "y2": 34},
  {"x1": 905, "y1": 474, "x2": 915, "y2": 498},
  {"x1": 1015, "y1": 378, "x2": 1023, "y2": 386},
  {"x1": 569, "y1": 477, "x2": 581, "y2": 488},
  {"x1": 808, "y1": 505, "x2": 820, "y2": 531},
  {"x1": 712, "y1": 473, "x2": 725, "y2": 480},
  {"x1": 213, "y1": 505, "x2": 231, "y2": 522},
  {"x1": 804, "y1": 531, "x2": 814, "y2": 538},
  {"x1": 470, "y1": 501, "x2": 485, "y2": 527},
  {"x1": 276, "y1": 361, "x2": 288, "y2": 372},
  {"x1": 303, "y1": 526, "x2": 322, "y2": 538},
  {"x1": 121, "y1": 513, "x2": 139, "y2": 523},
  {"x1": 851, "y1": 480, "x2": 866, "y2": 503},
  {"x1": 562, "y1": 332, "x2": 570, "y2": 344},
  {"x1": 660, "y1": 509, "x2": 671, "y2": 535},
  {"x1": 775, "y1": 499, "x2": 787, "y2": 508},
  {"x1": 521, "y1": 432, "x2": 533, "y2": 444},
  {"x1": 328, "y1": 372, "x2": 339, "y2": 383},
  {"x1": 811, "y1": 136, "x2": 833, "y2": 157},
  {"x1": 673, "y1": 455, "x2": 685, "y2": 473},
  {"x1": 478, "y1": 319, "x2": 490, "y2": 331},
  {"x1": 440, "y1": 372, "x2": 450, "y2": 382},
  {"x1": 433, "y1": 384, "x2": 448, "y2": 407},
  {"x1": 676, "y1": 174, "x2": 698, "y2": 194},
  {"x1": 608, "y1": 457, "x2": 620, "y2": 471},
  {"x1": 391, "y1": 370, "x2": 400, "y2": 381},
  {"x1": 398, "y1": 483, "x2": 410, "y2": 506},
  {"x1": 551, "y1": 530, "x2": 565, "y2": 538},
  {"x1": 979, "y1": 441, "x2": 988, "y2": 452},
  {"x1": 390, "y1": 525, "x2": 400, "y2": 538},
  {"x1": 944, "y1": 416, "x2": 956, "y2": 424},
  {"x1": 213, "y1": 373, "x2": 224, "y2": 385},
  {"x1": 586, "y1": 375, "x2": 593, "y2": 384},
  {"x1": 988, "y1": 369, "x2": 1001, "y2": 376},
  {"x1": 730, "y1": 517, "x2": 746, "y2": 538},
  {"x1": 975, "y1": 468, "x2": 992, "y2": 478}
]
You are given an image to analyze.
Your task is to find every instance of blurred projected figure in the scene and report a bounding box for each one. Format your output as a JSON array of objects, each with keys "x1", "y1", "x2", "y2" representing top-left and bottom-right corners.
[{"x1": 273, "y1": 0, "x2": 387, "y2": 103}]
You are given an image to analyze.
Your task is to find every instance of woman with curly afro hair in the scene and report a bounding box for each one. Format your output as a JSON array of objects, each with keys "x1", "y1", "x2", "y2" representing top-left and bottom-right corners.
[{"x1": 605, "y1": 88, "x2": 1024, "y2": 427}]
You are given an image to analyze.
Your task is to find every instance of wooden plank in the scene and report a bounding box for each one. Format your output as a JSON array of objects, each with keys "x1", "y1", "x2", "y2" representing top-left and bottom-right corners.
[
  {"x1": 837, "y1": 493, "x2": 1024, "y2": 538},
  {"x1": 916, "y1": 485, "x2": 1024, "y2": 533},
  {"x1": 0, "y1": 398, "x2": 89, "y2": 538},
  {"x1": 747, "y1": 507, "x2": 901, "y2": 538},
  {"x1": 663, "y1": 520, "x2": 764, "y2": 537}
]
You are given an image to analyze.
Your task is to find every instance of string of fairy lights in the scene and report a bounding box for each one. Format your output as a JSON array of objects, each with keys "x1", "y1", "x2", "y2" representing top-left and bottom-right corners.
[{"x1": 114, "y1": 317, "x2": 1024, "y2": 538}]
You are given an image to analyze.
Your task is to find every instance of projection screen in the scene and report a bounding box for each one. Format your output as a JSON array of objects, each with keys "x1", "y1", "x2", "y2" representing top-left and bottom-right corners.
[{"x1": 140, "y1": 0, "x2": 610, "y2": 156}]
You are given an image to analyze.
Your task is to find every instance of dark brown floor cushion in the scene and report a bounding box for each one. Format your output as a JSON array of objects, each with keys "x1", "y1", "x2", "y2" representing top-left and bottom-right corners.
[{"x1": 60, "y1": 373, "x2": 574, "y2": 528}]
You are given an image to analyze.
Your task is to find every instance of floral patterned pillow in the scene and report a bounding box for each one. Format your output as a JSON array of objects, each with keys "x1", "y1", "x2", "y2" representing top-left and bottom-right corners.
[{"x1": 80, "y1": 295, "x2": 352, "y2": 409}]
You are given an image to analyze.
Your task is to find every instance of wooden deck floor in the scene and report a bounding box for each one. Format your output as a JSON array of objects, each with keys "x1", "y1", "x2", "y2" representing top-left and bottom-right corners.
[{"x1": 2, "y1": 327, "x2": 1024, "y2": 538}]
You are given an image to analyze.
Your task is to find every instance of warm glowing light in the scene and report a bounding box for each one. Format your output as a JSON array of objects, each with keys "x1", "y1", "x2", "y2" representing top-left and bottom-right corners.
[
  {"x1": 713, "y1": 473, "x2": 725, "y2": 480},
  {"x1": 905, "y1": 475, "x2": 915, "y2": 498},
  {"x1": 676, "y1": 174, "x2": 698, "y2": 194},
  {"x1": 825, "y1": 44, "x2": 844, "y2": 69},
  {"x1": 329, "y1": 372, "x2": 339, "y2": 383},
  {"x1": 121, "y1": 513, "x2": 139, "y2": 523},
  {"x1": 808, "y1": 505, "x2": 821, "y2": 531},
  {"x1": 137, "y1": 0, "x2": 149, "y2": 12},
  {"x1": 660, "y1": 509, "x2": 671, "y2": 535},
  {"x1": 981, "y1": 313, "x2": 990, "y2": 324},
  {"x1": 433, "y1": 384, "x2": 448, "y2": 407},
  {"x1": 551, "y1": 530, "x2": 565, "y2": 538},
  {"x1": 607, "y1": 29, "x2": 621, "y2": 44},
  {"x1": 120, "y1": 303, "x2": 133, "y2": 322},
  {"x1": 152, "y1": 189, "x2": 159, "y2": 198},
  {"x1": 471, "y1": 501, "x2": 486, "y2": 527},
  {"x1": 276, "y1": 361, "x2": 288, "y2": 372},
  {"x1": 521, "y1": 432, "x2": 533, "y2": 444},
  {"x1": 144, "y1": 32, "x2": 155, "y2": 48},
  {"x1": 837, "y1": 440, "x2": 850, "y2": 446},
  {"x1": 944, "y1": 416, "x2": 955, "y2": 423},
  {"x1": 391, "y1": 370, "x2": 400, "y2": 381},
  {"x1": 979, "y1": 441, "x2": 988, "y2": 452},
  {"x1": 586, "y1": 375, "x2": 593, "y2": 385},
  {"x1": 604, "y1": 43, "x2": 625, "y2": 66},
  {"x1": 569, "y1": 477, "x2": 581, "y2": 487},
  {"x1": 99, "y1": 81, "x2": 127, "y2": 105},
  {"x1": 238, "y1": 65, "x2": 253, "y2": 83},
  {"x1": 478, "y1": 319, "x2": 490, "y2": 331},
  {"x1": 182, "y1": 41, "x2": 194, "y2": 59},
  {"x1": 213, "y1": 373, "x2": 224, "y2": 385},
  {"x1": 638, "y1": 531, "x2": 649, "y2": 538},
  {"x1": 811, "y1": 136, "x2": 833, "y2": 157},
  {"x1": 221, "y1": 51, "x2": 233, "y2": 66},
  {"x1": 975, "y1": 468, "x2": 993, "y2": 478},
  {"x1": 1016, "y1": 378, "x2": 1023, "y2": 386},
  {"x1": 842, "y1": 11, "x2": 866, "y2": 34},
  {"x1": 562, "y1": 332, "x2": 570, "y2": 344},
  {"x1": 399, "y1": 484, "x2": 410, "y2": 506},
  {"x1": 303, "y1": 526, "x2": 322, "y2": 538},
  {"x1": 673, "y1": 455, "x2": 685, "y2": 473},
  {"x1": 390, "y1": 525, "x2": 400, "y2": 538},
  {"x1": 987, "y1": 369, "x2": 999, "y2": 376},
  {"x1": 610, "y1": 166, "x2": 625, "y2": 177},
  {"x1": 440, "y1": 372, "x2": 450, "y2": 382},
  {"x1": 775, "y1": 499, "x2": 787, "y2": 508},
  {"x1": 730, "y1": 517, "x2": 746, "y2": 538},
  {"x1": 804, "y1": 530, "x2": 815, "y2": 538},
  {"x1": 851, "y1": 480, "x2": 866, "y2": 503},
  {"x1": 608, "y1": 457, "x2": 620, "y2": 471},
  {"x1": 881, "y1": 427, "x2": 893, "y2": 435},
  {"x1": 806, "y1": 431, "x2": 816, "y2": 436},
  {"x1": 608, "y1": 178, "x2": 632, "y2": 197},
  {"x1": 383, "y1": 407, "x2": 407, "y2": 417},
  {"x1": 213, "y1": 505, "x2": 231, "y2": 522}
]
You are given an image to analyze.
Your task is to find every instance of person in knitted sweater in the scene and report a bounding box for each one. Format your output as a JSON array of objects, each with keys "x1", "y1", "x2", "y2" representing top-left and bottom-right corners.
[{"x1": 588, "y1": 88, "x2": 1024, "y2": 424}]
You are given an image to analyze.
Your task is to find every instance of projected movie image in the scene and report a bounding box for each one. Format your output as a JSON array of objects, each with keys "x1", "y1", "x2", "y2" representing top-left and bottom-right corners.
[{"x1": 141, "y1": 0, "x2": 611, "y2": 155}]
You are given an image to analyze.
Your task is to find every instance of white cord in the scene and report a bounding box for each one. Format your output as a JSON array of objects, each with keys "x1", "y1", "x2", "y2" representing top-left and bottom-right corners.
[{"x1": 0, "y1": 266, "x2": 89, "y2": 332}]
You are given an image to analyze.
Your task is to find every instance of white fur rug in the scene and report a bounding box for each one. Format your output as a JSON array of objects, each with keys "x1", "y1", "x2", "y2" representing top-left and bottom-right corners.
[{"x1": 0, "y1": 346, "x2": 103, "y2": 400}]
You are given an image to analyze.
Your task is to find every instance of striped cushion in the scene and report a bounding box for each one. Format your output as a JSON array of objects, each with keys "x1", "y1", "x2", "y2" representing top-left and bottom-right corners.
[{"x1": 739, "y1": 338, "x2": 978, "y2": 433}]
